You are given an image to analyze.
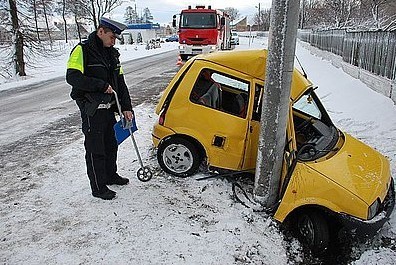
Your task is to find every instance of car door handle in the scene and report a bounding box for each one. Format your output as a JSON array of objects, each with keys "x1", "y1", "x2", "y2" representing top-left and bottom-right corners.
[{"x1": 213, "y1": 135, "x2": 225, "y2": 147}]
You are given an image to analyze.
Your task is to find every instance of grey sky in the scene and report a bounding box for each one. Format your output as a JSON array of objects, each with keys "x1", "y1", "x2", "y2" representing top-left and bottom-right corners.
[{"x1": 111, "y1": 0, "x2": 272, "y2": 25}]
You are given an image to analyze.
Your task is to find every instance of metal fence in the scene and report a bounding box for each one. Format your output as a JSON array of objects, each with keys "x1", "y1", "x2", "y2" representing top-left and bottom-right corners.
[{"x1": 299, "y1": 29, "x2": 396, "y2": 81}]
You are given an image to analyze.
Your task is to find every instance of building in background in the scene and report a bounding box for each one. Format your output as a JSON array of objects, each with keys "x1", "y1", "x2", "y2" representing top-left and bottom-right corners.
[{"x1": 232, "y1": 16, "x2": 247, "y2": 32}]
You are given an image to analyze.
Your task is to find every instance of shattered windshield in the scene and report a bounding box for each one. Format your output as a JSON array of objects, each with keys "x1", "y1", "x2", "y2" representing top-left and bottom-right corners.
[
  {"x1": 293, "y1": 92, "x2": 322, "y2": 119},
  {"x1": 292, "y1": 90, "x2": 339, "y2": 161}
]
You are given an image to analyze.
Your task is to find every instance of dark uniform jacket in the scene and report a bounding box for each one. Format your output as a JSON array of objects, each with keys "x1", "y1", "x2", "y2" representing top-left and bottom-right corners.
[{"x1": 66, "y1": 31, "x2": 132, "y2": 116}]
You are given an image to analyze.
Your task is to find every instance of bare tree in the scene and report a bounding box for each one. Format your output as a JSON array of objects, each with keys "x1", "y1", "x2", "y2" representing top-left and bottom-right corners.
[
  {"x1": 298, "y1": 0, "x2": 328, "y2": 29},
  {"x1": 253, "y1": 9, "x2": 271, "y2": 31},
  {"x1": 32, "y1": 0, "x2": 41, "y2": 42},
  {"x1": 363, "y1": 0, "x2": 396, "y2": 29},
  {"x1": 299, "y1": 0, "x2": 396, "y2": 30},
  {"x1": 1, "y1": 0, "x2": 66, "y2": 79},
  {"x1": 87, "y1": 0, "x2": 123, "y2": 28},
  {"x1": 142, "y1": 7, "x2": 153, "y2": 23},
  {"x1": 124, "y1": 5, "x2": 139, "y2": 24},
  {"x1": 8, "y1": 0, "x2": 26, "y2": 76},
  {"x1": 40, "y1": 0, "x2": 54, "y2": 44},
  {"x1": 223, "y1": 7, "x2": 240, "y2": 23},
  {"x1": 54, "y1": 0, "x2": 90, "y2": 42},
  {"x1": 324, "y1": 0, "x2": 360, "y2": 28},
  {"x1": 61, "y1": 0, "x2": 68, "y2": 42}
]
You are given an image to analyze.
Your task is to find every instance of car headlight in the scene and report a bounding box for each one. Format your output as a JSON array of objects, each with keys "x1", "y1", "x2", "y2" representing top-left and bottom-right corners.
[
  {"x1": 368, "y1": 199, "x2": 380, "y2": 219},
  {"x1": 210, "y1": 46, "x2": 217, "y2": 50},
  {"x1": 179, "y1": 45, "x2": 185, "y2": 50}
]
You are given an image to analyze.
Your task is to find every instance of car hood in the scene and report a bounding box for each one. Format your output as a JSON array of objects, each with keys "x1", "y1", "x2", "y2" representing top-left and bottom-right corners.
[{"x1": 305, "y1": 133, "x2": 391, "y2": 205}]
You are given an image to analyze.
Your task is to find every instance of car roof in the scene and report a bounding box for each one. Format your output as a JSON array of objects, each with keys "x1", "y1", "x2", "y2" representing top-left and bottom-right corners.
[{"x1": 193, "y1": 49, "x2": 312, "y2": 101}]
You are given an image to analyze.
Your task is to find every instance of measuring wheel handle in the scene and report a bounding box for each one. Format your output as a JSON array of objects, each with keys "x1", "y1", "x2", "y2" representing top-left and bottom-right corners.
[{"x1": 137, "y1": 166, "x2": 153, "y2": 182}]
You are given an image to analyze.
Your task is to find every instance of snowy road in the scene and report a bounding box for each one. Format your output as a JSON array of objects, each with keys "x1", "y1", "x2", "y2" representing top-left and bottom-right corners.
[{"x1": 0, "y1": 50, "x2": 178, "y2": 148}]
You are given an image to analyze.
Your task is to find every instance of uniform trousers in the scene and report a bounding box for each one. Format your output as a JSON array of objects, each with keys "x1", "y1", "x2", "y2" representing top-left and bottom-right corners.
[{"x1": 81, "y1": 108, "x2": 118, "y2": 193}]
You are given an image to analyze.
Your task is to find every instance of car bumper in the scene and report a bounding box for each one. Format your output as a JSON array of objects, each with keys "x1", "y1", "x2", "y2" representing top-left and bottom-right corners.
[
  {"x1": 338, "y1": 178, "x2": 395, "y2": 238},
  {"x1": 179, "y1": 44, "x2": 217, "y2": 55},
  {"x1": 152, "y1": 123, "x2": 175, "y2": 147}
]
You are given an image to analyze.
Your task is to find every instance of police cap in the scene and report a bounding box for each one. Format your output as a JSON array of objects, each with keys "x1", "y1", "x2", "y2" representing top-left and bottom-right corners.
[{"x1": 99, "y1": 17, "x2": 127, "y2": 40}]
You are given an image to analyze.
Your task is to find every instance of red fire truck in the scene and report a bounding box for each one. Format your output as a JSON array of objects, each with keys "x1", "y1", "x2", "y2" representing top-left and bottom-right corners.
[{"x1": 173, "y1": 5, "x2": 231, "y2": 60}]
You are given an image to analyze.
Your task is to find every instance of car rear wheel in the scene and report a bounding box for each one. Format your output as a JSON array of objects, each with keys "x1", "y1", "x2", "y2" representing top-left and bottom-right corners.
[
  {"x1": 157, "y1": 137, "x2": 201, "y2": 177},
  {"x1": 296, "y1": 210, "x2": 330, "y2": 253}
]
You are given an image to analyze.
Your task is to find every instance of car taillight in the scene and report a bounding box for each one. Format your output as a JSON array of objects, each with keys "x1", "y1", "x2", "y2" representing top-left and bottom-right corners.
[{"x1": 159, "y1": 109, "x2": 166, "y2": 125}]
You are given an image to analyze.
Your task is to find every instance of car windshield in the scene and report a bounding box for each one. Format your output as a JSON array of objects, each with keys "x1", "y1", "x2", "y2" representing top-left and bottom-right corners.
[
  {"x1": 180, "y1": 12, "x2": 217, "y2": 28},
  {"x1": 292, "y1": 90, "x2": 339, "y2": 161},
  {"x1": 293, "y1": 93, "x2": 322, "y2": 119}
]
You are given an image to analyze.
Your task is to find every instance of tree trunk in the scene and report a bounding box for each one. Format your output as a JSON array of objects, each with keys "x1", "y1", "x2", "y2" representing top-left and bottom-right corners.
[
  {"x1": 75, "y1": 15, "x2": 82, "y2": 42},
  {"x1": 254, "y1": 0, "x2": 300, "y2": 209},
  {"x1": 33, "y1": 0, "x2": 41, "y2": 42},
  {"x1": 90, "y1": 0, "x2": 98, "y2": 29},
  {"x1": 8, "y1": 0, "x2": 26, "y2": 76},
  {"x1": 41, "y1": 0, "x2": 52, "y2": 45},
  {"x1": 62, "y1": 0, "x2": 68, "y2": 43}
]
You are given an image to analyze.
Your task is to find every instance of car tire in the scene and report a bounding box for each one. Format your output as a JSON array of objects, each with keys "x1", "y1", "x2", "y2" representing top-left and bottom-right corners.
[
  {"x1": 296, "y1": 210, "x2": 330, "y2": 253},
  {"x1": 157, "y1": 137, "x2": 201, "y2": 177},
  {"x1": 180, "y1": 54, "x2": 188, "y2": 61}
]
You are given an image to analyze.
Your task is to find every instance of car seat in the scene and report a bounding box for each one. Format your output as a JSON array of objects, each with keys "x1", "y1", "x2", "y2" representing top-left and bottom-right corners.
[
  {"x1": 199, "y1": 83, "x2": 222, "y2": 109},
  {"x1": 232, "y1": 94, "x2": 247, "y2": 117}
]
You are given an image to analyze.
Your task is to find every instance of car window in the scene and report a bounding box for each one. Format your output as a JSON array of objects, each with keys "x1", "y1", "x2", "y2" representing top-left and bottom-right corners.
[
  {"x1": 190, "y1": 69, "x2": 249, "y2": 118},
  {"x1": 293, "y1": 94, "x2": 321, "y2": 119},
  {"x1": 211, "y1": 73, "x2": 248, "y2": 92},
  {"x1": 252, "y1": 84, "x2": 263, "y2": 121}
]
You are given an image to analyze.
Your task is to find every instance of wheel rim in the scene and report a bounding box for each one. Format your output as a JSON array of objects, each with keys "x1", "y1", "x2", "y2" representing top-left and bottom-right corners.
[
  {"x1": 162, "y1": 143, "x2": 194, "y2": 173},
  {"x1": 298, "y1": 215, "x2": 315, "y2": 245}
]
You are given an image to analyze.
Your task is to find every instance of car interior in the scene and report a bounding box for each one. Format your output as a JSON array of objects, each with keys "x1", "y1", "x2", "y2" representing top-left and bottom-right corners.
[{"x1": 190, "y1": 69, "x2": 249, "y2": 118}]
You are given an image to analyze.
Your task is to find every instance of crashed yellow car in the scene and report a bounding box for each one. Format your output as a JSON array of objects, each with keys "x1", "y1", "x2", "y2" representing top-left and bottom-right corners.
[{"x1": 152, "y1": 50, "x2": 395, "y2": 252}]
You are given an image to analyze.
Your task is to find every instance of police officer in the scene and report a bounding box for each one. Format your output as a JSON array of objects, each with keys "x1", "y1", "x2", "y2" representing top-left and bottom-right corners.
[{"x1": 66, "y1": 17, "x2": 132, "y2": 200}]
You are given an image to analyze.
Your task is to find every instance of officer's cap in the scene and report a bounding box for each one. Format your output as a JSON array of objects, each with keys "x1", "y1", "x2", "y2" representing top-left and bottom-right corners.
[{"x1": 99, "y1": 17, "x2": 127, "y2": 40}]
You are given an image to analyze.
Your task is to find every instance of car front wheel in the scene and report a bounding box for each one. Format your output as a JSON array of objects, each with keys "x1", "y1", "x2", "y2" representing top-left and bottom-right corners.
[
  {"x1": 297, "y1": 210, "x2": 330, "y2": 253},
  {"x1": 157, "y1": 137, "x2": 201, "y2": 177}
]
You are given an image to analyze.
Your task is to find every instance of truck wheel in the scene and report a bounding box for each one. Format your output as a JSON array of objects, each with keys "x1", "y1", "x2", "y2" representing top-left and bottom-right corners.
[
  {"x1": 297, "y1": 211, "x2": 330, "y2": 253},
  {"x1": 157, "y1": 137, "x2": 201, "y2": 177}
]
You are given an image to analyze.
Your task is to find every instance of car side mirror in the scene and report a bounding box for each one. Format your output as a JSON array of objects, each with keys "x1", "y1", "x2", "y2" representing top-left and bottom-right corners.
[{"x1": 221, "y1": 17, "x2": 225, "y2": 26}]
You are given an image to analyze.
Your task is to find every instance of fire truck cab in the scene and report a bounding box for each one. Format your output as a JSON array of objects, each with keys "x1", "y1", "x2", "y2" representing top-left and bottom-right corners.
[{"x1": 173, "y1": 5, "x2": 231, "y2": 60}]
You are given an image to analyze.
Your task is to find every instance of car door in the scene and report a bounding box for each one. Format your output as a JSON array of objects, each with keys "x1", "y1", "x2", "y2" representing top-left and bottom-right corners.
[
  {"x1": 243, "y1": 81, "x2": 263, "y2": 170},
  {"x1": 243, "y1": 81, "x2": 297, "y2": 184},
  {"x1": 184, "y1": 61, "x2": 251, "y2": 170}
]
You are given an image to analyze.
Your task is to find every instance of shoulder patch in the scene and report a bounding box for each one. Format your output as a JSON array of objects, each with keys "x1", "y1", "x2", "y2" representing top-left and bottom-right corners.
[{"x1": 67, "y1": 45, "x2": 84, "y2": 73}]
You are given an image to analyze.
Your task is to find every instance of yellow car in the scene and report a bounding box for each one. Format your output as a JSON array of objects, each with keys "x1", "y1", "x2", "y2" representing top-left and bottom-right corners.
[{"x1": 152, "y1": 50, "x2": 395, "y2": 252}]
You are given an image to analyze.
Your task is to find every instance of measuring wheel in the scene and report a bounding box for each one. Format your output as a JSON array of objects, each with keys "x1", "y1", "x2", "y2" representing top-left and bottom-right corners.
[{"x1": 137, "y1": 166, "x2": 153, "y2": 182}]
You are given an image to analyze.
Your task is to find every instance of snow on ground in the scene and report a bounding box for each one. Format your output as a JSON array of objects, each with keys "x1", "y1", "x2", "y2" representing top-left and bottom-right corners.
[{"x1": 1, "y1": 35, "x2": 396, "y2": 264}]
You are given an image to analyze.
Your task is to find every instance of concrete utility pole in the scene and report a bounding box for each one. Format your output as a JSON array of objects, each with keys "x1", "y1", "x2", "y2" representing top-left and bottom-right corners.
[{"x1": 253, "y1": 0, "x2": 300, "y2": 209}]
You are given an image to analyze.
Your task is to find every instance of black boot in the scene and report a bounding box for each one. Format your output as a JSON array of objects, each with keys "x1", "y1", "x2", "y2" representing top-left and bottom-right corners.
[
  {"x1": 107, "y1": 174, "x2": 129, "y2": 185},
  {"x1": 92, "y1": 187, "x2": 116, "y2": 200}
]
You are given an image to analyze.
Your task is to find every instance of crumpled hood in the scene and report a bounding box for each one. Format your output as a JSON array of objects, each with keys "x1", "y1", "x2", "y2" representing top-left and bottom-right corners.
[{"x1": 306, "y1": 133, "x2": 391, "y2": 205}]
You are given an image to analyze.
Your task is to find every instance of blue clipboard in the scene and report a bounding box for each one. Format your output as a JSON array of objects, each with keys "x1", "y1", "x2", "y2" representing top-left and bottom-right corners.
[{"x1": 113, "y1": 117, "x2": 138, "y2": 145}]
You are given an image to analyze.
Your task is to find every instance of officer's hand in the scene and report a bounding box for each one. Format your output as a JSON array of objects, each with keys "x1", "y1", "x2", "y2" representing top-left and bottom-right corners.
[
  {"x1": 123, "y1": 111, "x2": 133, "y2": 121},
  {"x1": 105, "y1": 85, "x2": 113, "y2": 93}
]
